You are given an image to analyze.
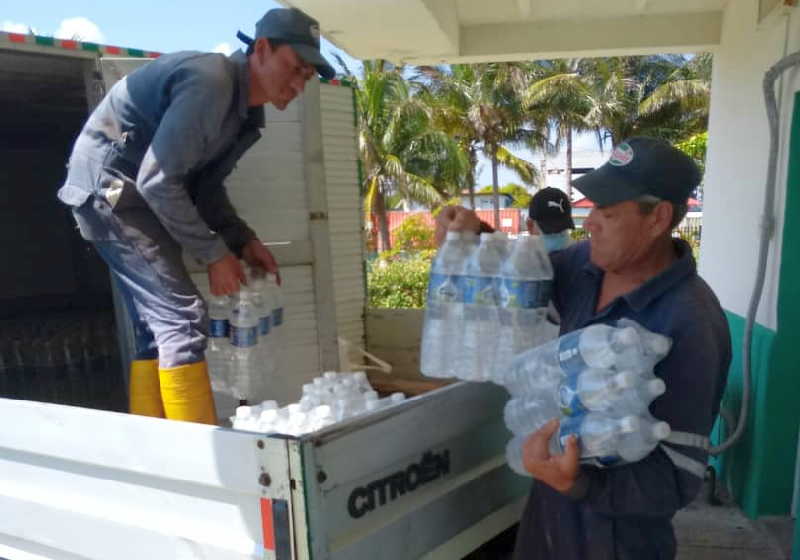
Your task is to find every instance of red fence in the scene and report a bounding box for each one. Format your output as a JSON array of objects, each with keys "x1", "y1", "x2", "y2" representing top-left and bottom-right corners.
[{"x1": 375, "y1": 209, "x2": 525, "y2": 248}]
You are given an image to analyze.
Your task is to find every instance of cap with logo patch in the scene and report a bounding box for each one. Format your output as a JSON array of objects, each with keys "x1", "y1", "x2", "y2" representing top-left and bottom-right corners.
[
  {"x1": 572, "y1": 136, "x2": 701, "y2": 206},
  {"x1": 528, "y1": 187, "x2": 575, "y2": 234},
  {"x1": 237, "y1": 7, "x2": 336, "y2": 80}
]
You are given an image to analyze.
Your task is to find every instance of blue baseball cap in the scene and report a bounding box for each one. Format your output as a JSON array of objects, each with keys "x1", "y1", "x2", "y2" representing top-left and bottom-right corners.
[{"x1": 238, "y1": 8, "x2": 336, "y2": 80}]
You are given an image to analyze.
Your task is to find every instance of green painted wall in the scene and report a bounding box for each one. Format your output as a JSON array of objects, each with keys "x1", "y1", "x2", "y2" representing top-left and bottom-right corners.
[{"x1": 718, "y1": 91, "x2": 800, "y2": 522}]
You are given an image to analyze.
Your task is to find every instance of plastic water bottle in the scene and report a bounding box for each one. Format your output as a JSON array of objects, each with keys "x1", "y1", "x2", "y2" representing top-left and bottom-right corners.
[
  {"x1": 606, "y1": 374, "x2": 667, "y2": 417},
  {"x1": 421, "y1": 231, "x2": 468, "y2": 378},
  {"x1": 557, "y1": 369, "x2": 639, "y2": 416},
  {"x1": 495, "y1": 236, "x2": 554, "y2": 378},
  {"x1": 553, "y1": 413, "x2": 640, "y2": 464},
  {"x1": 615, "y1": 318, "x2": 672, "y2": 370},
  {"x1": 505, "y1": 435, "x2": 530, "y2": 476},
  {"x1": 207, "y1": 295, "x2": 232, "y2": 393},
  {"x1": 617, "y1": 413, "x2": 671, "y2": 462},
  {"x1": 499, "y1": 345, "x2": 564, "y2": 396},
  {"x1": 504, "y1": 396, "x2": 560, "y2": 436},
  {"x1": 557, "y1": 324, "x2": 642, "y2": 375},
  {"x1": 461, "y1": 233, "x2": 504, "y2": 380},
  {"x1": 247, "y1": 268, "x2": 276, "y2": 377},
  {"x1": 229, "y1": 287, "x2": 260, "y2": 402}
]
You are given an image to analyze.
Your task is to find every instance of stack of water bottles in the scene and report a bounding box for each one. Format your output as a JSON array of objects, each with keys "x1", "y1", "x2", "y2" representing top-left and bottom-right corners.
[
  {"x1": 231, "y1": 371, "x2": 407, "y2": 436},
  {"x1": 502, "y1": 319, "x2": 674, "y2": 474},
  {"x1": 207, "y1": 265, "x2": 284, "y2": 404},
  {"x1": 421, "y1": 231, "x2": 554, "y2": 381}
]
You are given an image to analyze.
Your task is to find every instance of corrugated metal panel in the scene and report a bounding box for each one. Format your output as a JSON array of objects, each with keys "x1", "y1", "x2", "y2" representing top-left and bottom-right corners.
[{"x1": 320, "y1": 83, "x2": 366, "y2": 365}]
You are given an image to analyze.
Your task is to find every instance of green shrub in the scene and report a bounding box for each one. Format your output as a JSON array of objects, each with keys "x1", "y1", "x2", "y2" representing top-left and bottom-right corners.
[
  {"x1": 367, "y1": 252, "x2": 433, "y2": 308},
  {"x1": 394, "y1": 214, "x2": 436, "y2": 251}
]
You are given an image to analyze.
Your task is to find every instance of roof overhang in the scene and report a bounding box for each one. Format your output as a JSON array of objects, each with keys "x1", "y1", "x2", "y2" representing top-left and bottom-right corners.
[{"x1": 281, "y1": 0, "x2": 728, "y2": 64}]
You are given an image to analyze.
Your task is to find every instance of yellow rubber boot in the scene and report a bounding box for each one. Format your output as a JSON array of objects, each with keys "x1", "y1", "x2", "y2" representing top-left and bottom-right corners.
[
  {"x1": 159, "y1": 361, "x2": 218, "y2": 425},
  {"x1": 129, "y1": 359, "x2": 165, "y2": 418}
]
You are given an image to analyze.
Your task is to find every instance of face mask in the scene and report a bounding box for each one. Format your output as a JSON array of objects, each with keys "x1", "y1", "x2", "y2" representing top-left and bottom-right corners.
[{"x1": 541, "y1": 231, "x2": 572, "y2": 252}]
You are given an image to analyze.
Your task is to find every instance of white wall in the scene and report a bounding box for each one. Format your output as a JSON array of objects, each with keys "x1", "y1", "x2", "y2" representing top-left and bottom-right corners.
[
  {"x1": 699, "y1": 1, "x2": 800, "y2": 329},
  {"x1": 319, "y1": 83, "x2": 367, "y2": 362}
]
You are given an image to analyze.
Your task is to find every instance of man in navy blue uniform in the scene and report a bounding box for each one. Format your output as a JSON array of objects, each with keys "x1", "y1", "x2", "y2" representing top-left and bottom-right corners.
[{"x1": 436, "y1": 137, "x2": 731, "y2": 559}]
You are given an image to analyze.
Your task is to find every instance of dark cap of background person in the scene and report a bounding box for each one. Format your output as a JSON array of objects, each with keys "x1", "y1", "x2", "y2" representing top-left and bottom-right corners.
[
  {"x1": 572, "y1": 136, "x2": 701, "y2": 206},
  {"x1": 528, "y1": 187, "x2": 575, "y2": 234},
  {"x1": 237, "y1": 7, "x2": 336, "y2": 80}
]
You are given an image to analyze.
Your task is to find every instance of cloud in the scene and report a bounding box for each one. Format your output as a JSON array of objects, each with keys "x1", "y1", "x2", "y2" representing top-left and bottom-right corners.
[
  {"x1": 212, "y1": 42, "x2": 233, "y2": 56},
  {"x1": 54, "y1": 17, "x2": 105, "y2": 44},
  {"x1": 1, "y1": 20, "x2": 34, "y2": 34}
]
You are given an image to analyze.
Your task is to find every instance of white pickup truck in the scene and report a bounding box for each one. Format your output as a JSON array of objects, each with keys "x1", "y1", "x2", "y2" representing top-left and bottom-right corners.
[{"x1": 0, "y1": 32, "x2": 526, "y2": 560}]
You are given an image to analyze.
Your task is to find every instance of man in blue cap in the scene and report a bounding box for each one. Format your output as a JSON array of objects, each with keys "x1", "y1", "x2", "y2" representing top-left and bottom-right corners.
[
  {"x1": 436, "y1": 136, "x2": 731, "y2": 559},
  {"x1": 57, "y1": 8, "x2": 335, "y2": 424}
]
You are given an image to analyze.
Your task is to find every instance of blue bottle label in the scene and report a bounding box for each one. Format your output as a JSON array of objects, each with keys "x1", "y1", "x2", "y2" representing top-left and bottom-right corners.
[
  {"x1": 558, "y1": 413, "x2": 619, "y2": 465},
  {"x1": 209, "y1": 318, "x2": 229, "y2": 338},
  {"x1": 499, "y1": 279, "x2": 551, "y2": 309},
  {"x1": 557, "y1": 330, "x2": 588, "y2": 377},
  {"x1": 259, "y1": 316, "x2": 271, "y2": 336},
  {"x1": 462, "y1": 275, "x2": 479, "y2": 320},
  {"x1": 272, "y1": 307, "x2": 284, "y2": 327},
  {"x1": 558, "y1": 371, "x2": 587, "y2": 417},
  {"x1": 230, "y1": 325, "x2": 258, "y2": 348}
]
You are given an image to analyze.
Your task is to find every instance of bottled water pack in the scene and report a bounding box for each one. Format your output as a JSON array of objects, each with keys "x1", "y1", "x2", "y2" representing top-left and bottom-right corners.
[
  {"x1": 206, "y1": 265, "x2": 284, "y2": 404},
  {"x1": 502, "y1": 320, "x2": 673, "y2": 474},
  {"x1": 231, "y1": 370, "x2": 407, "y2": 436},
  {"x1": 421, "y1": 231, "x2": 554, "y2": 381}
]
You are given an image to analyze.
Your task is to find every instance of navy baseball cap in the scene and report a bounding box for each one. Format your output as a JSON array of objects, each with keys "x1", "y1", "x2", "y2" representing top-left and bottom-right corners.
[
  {"x1": 572, "y1": 137, "x2": 701, "y2": 206},
  {"x1": 238, "y1": 8, "x2": 336, "y2": 80},
  {"x1": 528, "y1": 187, "x2": 575, "y2": 233}
]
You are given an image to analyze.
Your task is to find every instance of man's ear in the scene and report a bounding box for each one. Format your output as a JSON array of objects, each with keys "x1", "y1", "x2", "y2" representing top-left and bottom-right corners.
[
  {"x1": 253, "y1": 37, "x2": 273, "y2": 60},
  {"x1": 651, "y1": 201, "x2": 674, "y2": 237}
]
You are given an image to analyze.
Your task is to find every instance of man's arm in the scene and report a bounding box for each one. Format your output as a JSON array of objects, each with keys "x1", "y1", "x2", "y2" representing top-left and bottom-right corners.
[
  {"x1": 193, "y1": 180, "x2": 256, "y2": 257},
  {"x1": 136, "y1": 57, "x2": 234, "y2": 265}
]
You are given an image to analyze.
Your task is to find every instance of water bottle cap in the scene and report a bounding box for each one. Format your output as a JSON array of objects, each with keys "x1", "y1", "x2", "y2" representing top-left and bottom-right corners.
[
  {"x1": 648, "y1": 335, "x2": 671, "y2": 356},
  {"x1": 365, "y1": 390, "x2": 379, "y2": 401},
  {"x1": 390, "y1": 392, "x2": 405, "y2": 404},
  {"x1": 614, "y1": 371, "x2": 638, "y2": 390},
  {"x1": 463, "y1": 230, "x2": 478, "y2": 243},
  {"x1": 480, "y1": 232, "x2": 494, "y2": 243},
  {"x1": 445, "y1": 231, "x2": 461, "y2": 241},
  {"x1": 236, "y1": 406, "x2": 253, "y2": 419},
  {"x1": 492, "y1": 231, "x2": 508, "y2": 241},
  {"x1": 262, "y1": 400, "x2": 278, "y2": 410},
  {"x1": 619, "y1": 416, "x2": 640, "y2": 433},
  {"x1": 260, "y1": 409, "x2": 278, "y2": 422},
  {"x1": 315, "y1": 404, "x2": 332, "y2": 416},
  {"x1": 366, "y1": 399, "x2": 380, "y2": 411},
  {"x1": 323, "y1": 371, "x2": 338, "y2": 381},
  {"x1": 652, "y1": 421, "x2": 671, "y2": 440},
  {"x1": 648, "y1": 378, "x2": 666, "y2": 396},
  {"x1": 614, "y1": 326, "x2": 640, "y2": 346}
]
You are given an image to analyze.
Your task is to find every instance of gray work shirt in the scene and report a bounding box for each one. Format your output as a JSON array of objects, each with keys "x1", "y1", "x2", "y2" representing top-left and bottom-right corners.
[
  {"x1": 58, "y1": 49, "x2": 263, "y2": 264},
  {"x1": 514, "y1": 239, "x2": 732, "y2": 560}
]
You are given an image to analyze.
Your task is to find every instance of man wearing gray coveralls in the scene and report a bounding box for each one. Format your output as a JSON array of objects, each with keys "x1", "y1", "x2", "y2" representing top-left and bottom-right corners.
[{"x1": 57, "y1": 8, "x2": 335, "y2": 423}]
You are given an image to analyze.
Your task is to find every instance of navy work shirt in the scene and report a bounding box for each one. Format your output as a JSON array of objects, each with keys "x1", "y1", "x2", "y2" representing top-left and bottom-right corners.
[{"x1": 513, "y1": 239, "x2": 731, "y2": 560}]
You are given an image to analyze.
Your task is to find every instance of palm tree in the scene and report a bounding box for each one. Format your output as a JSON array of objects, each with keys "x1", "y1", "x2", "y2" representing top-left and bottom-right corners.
[
  {"x1": 524, "y1": 59, "x2": 593, "y2": 200},
  {"x1": 419, "y1": 63, "x2": 545, "y2": 226},
  {"x1": 351, "y1": 60, "x2": 468, "y2": 252},
  {"x1": 581, "y1": 55, "x2": 711, "y2": 147}
]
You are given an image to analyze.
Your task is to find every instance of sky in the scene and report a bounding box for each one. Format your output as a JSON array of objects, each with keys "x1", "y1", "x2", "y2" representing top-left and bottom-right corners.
[{"x1": 2, "y1": 0, "x2": 603, "y2": 192}]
